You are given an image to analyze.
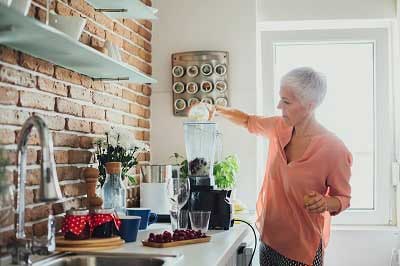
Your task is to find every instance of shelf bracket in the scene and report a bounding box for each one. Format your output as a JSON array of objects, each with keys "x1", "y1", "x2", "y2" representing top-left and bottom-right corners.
[
  {"x1": 93, "y1": 77, "x2": 130, "y2": 82},
  {"x1": 94, "y1": 8, "x2": 128, "y2": 13}
]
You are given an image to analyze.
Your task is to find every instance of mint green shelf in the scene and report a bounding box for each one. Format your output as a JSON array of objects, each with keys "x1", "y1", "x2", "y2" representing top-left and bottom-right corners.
[
  {"x1": 86, "y1": 0, "x2": 158, "y2": 20},
  {"x1": 0, "y1": 6, "x2": 156, "y2": 84}
]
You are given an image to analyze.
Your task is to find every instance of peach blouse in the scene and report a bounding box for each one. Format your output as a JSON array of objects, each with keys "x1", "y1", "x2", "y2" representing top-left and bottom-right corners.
[{"x1": 248, "y1": 116, "x2": 352, "y2": 265}]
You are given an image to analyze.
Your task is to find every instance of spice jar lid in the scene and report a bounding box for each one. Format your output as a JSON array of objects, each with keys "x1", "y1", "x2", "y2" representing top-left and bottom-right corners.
[
  {"x1": 66, "y1": 208, "x2": 89, "y2": 216},
  {"x1": 92, "y1": 208, "x2": 115, "y2": 214}
]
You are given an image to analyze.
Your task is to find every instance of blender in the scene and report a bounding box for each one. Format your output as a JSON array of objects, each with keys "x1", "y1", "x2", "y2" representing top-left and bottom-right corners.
[{"x1": 183, "y1": 121, "x2": 232, "y2": 230}]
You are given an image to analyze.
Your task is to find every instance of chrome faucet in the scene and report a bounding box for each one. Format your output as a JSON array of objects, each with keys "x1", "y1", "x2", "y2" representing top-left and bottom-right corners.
[{"x1": 9, "y1": 115, "x2": 63, "y2": 265}]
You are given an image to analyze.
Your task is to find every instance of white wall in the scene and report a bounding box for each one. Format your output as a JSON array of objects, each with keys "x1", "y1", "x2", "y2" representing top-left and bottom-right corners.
[
  {"x1": 151, "y1": 0, "x2": 258, "y2": 208},
  {"x1": 257, "y1": 0, "x2": 396, "y2": 21}
]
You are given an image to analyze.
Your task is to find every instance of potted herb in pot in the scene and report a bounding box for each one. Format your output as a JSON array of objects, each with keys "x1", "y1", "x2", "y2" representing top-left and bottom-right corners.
[
  {"x1": 213, "y1": 155, "x2": 239, "y2": 190},
  {"x1": 95, "y1": 129, "x2": 149, "y2": 213}
]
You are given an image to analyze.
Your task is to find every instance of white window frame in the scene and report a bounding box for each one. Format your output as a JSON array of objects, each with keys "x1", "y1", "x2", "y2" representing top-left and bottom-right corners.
[{"x1": 255, "y1": 19, "x2": 399, "y2": 226}]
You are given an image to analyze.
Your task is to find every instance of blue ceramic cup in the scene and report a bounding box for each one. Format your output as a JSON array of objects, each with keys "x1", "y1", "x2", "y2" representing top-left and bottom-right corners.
[
  {"x1": 126, "y1": 208, "x2": 157, "y2": 230},
  {"x1": 119, "y1": 215, "x2": 141, "y2": 242}
]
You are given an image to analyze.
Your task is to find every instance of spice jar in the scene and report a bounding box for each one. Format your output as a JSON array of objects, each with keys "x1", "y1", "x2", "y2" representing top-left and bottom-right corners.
[
  {"x1": 61, "y1": 208, "x2": 91, "y2": 240},
  {"x1": 91, "y1": 208, "x2": 121, "y2": 238}
]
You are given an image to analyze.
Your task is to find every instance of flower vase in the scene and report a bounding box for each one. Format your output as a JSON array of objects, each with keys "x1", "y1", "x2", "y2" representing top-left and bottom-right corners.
[{"x1": 102, "y1": 162, "x2": 126, "y2": 215}]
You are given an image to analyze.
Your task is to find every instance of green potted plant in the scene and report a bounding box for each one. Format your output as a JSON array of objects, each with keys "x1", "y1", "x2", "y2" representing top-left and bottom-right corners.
[
  {"x1": 95, "y1": 129, "x2": 149, "y2": 187},
  {"x1": 170, "y1": 153, "x2": 239, "y2": 190}
]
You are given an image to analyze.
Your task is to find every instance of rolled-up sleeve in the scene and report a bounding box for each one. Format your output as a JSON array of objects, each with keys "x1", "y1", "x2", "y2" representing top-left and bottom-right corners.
[
  {"x1": 247, "y1": 115, "x2": 279, "y2": 139},
  {"x1": 326, "y1": 148, "x2": 353, "y2": 216}
]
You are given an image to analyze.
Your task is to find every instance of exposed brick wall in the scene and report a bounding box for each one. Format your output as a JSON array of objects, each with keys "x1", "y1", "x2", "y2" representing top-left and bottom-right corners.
[{"x1": 0, "y1": 0, "x2": 152, "y2": 250}]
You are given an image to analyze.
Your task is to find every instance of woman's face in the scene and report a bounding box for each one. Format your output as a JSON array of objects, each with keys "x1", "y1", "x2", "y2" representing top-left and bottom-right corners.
[{"x1": 277, "y1": 85, "x2": 313, "y2": 126}]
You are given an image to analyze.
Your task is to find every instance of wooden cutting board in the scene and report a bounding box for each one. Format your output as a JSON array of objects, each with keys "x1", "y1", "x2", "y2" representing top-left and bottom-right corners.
[
  {"x1": 142, "y1": 236, "x2": 211, "y2": 248},
  {"x1": 56, "y1": 236, "x2": 124, "y2": 252}
]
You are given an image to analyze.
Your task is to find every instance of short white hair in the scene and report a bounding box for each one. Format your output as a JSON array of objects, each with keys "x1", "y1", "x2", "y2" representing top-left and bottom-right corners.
[{"x1": 280, "y1": 67, "x2": 327, "y2": 107}]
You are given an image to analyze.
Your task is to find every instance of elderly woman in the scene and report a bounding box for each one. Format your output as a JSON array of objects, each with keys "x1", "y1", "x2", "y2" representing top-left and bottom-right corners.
[{"x1": 209, "y1": 67, "x2": 352, "y2": 266}]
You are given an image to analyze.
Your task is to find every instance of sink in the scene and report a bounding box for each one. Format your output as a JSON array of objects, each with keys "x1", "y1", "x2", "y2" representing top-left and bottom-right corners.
[{"x1": 32, "y1": 252, "x2": 181, "y2": 266}]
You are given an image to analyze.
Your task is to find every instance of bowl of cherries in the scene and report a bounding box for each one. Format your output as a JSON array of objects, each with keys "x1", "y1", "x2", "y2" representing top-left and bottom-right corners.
[{"x1": 142, "y1": 229, "x2": 210, "y2": 248}]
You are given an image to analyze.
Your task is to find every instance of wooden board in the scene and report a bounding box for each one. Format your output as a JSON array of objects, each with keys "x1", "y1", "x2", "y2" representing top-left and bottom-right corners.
[
  {"x1": 56, "y1": 236, "x2": 124, "y2": 252},
  {"x1": 142, "y1": 236, "x2": 211, "y2": 248},
  {"x1": 56, "y1": 236, "x2": 122, "y2": 246}
]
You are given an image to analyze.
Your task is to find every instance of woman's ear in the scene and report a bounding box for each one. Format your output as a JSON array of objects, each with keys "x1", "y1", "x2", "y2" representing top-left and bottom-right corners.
[{"x1": 307, "y1": 101, "x2": 317, "y2": 112}]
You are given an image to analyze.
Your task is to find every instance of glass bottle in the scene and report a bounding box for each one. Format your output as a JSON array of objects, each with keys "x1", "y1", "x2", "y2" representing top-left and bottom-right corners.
[{"x1": 102, "y1": 162, "x2": 126, "y2": 215}]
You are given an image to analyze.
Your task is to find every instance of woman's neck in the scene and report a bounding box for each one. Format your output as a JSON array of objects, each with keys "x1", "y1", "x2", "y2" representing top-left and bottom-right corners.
[{"x1": 293, "y1": 114, "x2": 323, "y2": 137}]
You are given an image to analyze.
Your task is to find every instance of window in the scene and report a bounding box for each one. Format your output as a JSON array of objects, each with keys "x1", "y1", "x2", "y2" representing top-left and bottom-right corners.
[{"x1": 258, "y1": 22, "x2": 395, "y2": 225}]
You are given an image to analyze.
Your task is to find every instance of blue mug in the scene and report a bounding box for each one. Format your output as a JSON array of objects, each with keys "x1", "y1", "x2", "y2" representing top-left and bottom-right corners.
[
  {"x1": 126, "y1": 208, "x2": 157, "y2": 230},
  {"x1": 119, "y1": 215, "x2": 141, "y2": 242}
]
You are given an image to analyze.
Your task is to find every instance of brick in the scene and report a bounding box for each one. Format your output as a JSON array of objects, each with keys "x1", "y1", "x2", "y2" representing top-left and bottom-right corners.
[
  {"x1": 0, "y1": 128, "x2": 16, "y2": 144},
  {"x1": 114, "y1": 22, "x2": 130, "y2": 38},
  {"x1": 79, "y1": 32, "x2": 91, "y2": 45},
  {"x1": 57, "y1": 166, "x2": 81, "y2": 181},
  {"x1": 0, "y1": 85, "x2": 19, "y2": 105},
  {"x1": 142, "y1": 85, "x2": 152, "y2": 96},
  {"x1": 85, "y1": 21, "x2": 105, "y2": 39},
  {"x1": 16, "y1": 128, "x2": 40, "y2": 145},
  {"x1": 105, "y1": 110, "x2": 123, "y2": 123},
  {"x1": 0, "y1": 45, "x2": 18, "y2": 64},
  {"x1": 55, "y1": 1, "x2": 72, "y2": 16},
  {"x1": 143, "y1": 131, "x2": 150, "y2": 141},
  {"x1": 144, "y1": 108, "x2": 150, "y2": 119},
  {"x1": 92, "y1": 80, "x2": 105, "y2": 91},
  {"x1": 68, "y1": 86, "x2": 92, "y2": 102},
  {"x1": 38, "y1": 114, "x2": 66, "y2": 130},
  {"x1": 79, "y1": 136, "x2": 94, "y2": 149},
  {"x1": 66, "y1": 118, "x2": 91, "y2": 133},
  {"x1": 82, "y1": 105, "x2": 105, "y2": 120},
  {"x1": 32, "y1": 220, "x2": 48, "y2": 236},
  {"x1": 52, "y1": 198, "x2": 82, "y2": 215},
  {"x1": 128, "y1": 84, "x2": 142, "y2": 93},
  {"x1": 114, "y1": 100, "x2": 130, "y2": 113},
  {"x1": 92, "y1": 92, "x2": 113, "y2": 108},
  {"x1": 105, "y1": 31, "x2": 123, "y2": 48},
  {"x1": 70, "y1": 0, "x2": 94, "y2": 18},
  {"x1": 123, "y1": 116, "x2": 138, "y2": 127},
  {"x1": 19, "y1": 53, "x2": 54, "y2": 76},
  {"x1": 0, "y1": 109, "x2": 30, "y2": 126},
  {"x1": 53, "y1": 150, "x2": 69, "y2": 164},
  {"x1": 91, "y1": 122, "x2": 111, "y2": 134},
  {"x1": 68, "y1": 150, "x2": 93, "y2": 164},
  {"x1": 25, "y1": 188, "x2": 36, "y2": 205},
  {"x1": 80, "y1": 75, "x2": 94, "y2": 89},
  {"x1": 144, "y1": 42, "x2": 151, "y2": 53},
  {"x1": 104, "y1": 84, "x2": 123, "y2": 97},
  {"x1": 122, "y1": 88, "x2": 137, "y2": 102},
  {"x1": 56, "y1": 98, "x2": 82, "y2": 116},
  {"x1": 130, "y1": 104, "x2": 145, "y2": 117},
  {"x1": 37, "y1": 77, "x2": 68, "y2": 96},
  {"x1": 134, "y1": 131, "x2": 143, "y2": 140},
  {"x1": 0, "y1": 230, "x2": 16, "y2": 247},
  {"x1": 122, "y1": 40, "x2": 139, "y2": 56},
  {"x1": 7, "y1": 149, "x2": 37, "y2": 165},
  {"x1": 0, "y1": 66, "x2": 36, "y2": 88},
  {"x1": 20, "y1": 91, "x2": 55, "y2": 111},
  {"x1": 53, "y1": 132, "x2": 80, "y2": 148},
  {"x1": 54, "y1": 67, "x2": 81, "y2": 85},
  {"x1": 138, "y1": 119, "x2": 150, "y2": 129},
  {"x1": 35, "y1": 7, "x2": 46, "y2": 23},
  {"x1": 25, "y1": 205, "x2": 50, "y2": 222},
  {"x1": 123, "y1": 19, "x2": 139, "y2": 33},
  {"x1": 62, "y1": 183, "x2": 86, "y2": 197},
  {"x1": 145, "y1": 152, "x2": 151, "y2": 161},
  {"x1": 90, "y1": 37, "x2": 105, "y2": 52},
  {"x1": 21, "y1": 168, "x2": 41, "y2": 186},
  {"x1": 94, "y1": 12, "x2": 113, "y2": 30},
  {"x1": 136, "y1": 95, "x2": 150, "y2": 106},
  {"x1": 0, "y1": 208, "x2": 14, "y2": 228}
]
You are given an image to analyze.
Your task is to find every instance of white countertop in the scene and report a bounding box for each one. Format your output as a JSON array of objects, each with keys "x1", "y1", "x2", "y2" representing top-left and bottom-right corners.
[{"x1": 103, "y1": 223, "x2": 250, "y2": 266}]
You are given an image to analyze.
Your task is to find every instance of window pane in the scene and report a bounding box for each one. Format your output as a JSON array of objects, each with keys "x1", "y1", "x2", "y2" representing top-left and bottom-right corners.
[{"x1": 273, "y1": 42, "x2": 374, "y2": 209}]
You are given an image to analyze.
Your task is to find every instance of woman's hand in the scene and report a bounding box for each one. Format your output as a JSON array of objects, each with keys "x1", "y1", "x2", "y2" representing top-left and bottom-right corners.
[{"x1": 303, "y1": 191, "x2": 328, "y2": 213}]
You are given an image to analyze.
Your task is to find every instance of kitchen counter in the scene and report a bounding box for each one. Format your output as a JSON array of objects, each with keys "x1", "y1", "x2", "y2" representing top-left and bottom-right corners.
[{"x1": 99, "y1": 223, "x2": 250, "y2": 266}]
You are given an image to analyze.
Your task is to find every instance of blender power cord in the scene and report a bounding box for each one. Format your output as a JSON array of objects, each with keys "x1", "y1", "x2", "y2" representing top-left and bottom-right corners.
[{"x1": 233, "y1": 219, "x2": 257, "y2": 266}]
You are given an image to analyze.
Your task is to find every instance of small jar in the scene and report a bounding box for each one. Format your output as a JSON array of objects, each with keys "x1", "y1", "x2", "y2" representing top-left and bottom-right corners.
[
  {"x1": 91, "y1": 208, "x2": 120, "y2": 238},
  {"x1": 62, "y1": 209, "x2": 91, "y2": 240}
]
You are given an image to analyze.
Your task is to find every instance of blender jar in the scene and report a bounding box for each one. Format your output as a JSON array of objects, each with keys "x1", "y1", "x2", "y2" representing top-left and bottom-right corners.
[{"x1": 183, "y1": 121, "x2": 217, "y2": 186}]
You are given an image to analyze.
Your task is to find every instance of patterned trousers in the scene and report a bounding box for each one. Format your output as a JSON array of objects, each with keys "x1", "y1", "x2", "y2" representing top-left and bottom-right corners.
[{"x1": 259, "y1": 241, "x2": 323, "y2": 266}]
